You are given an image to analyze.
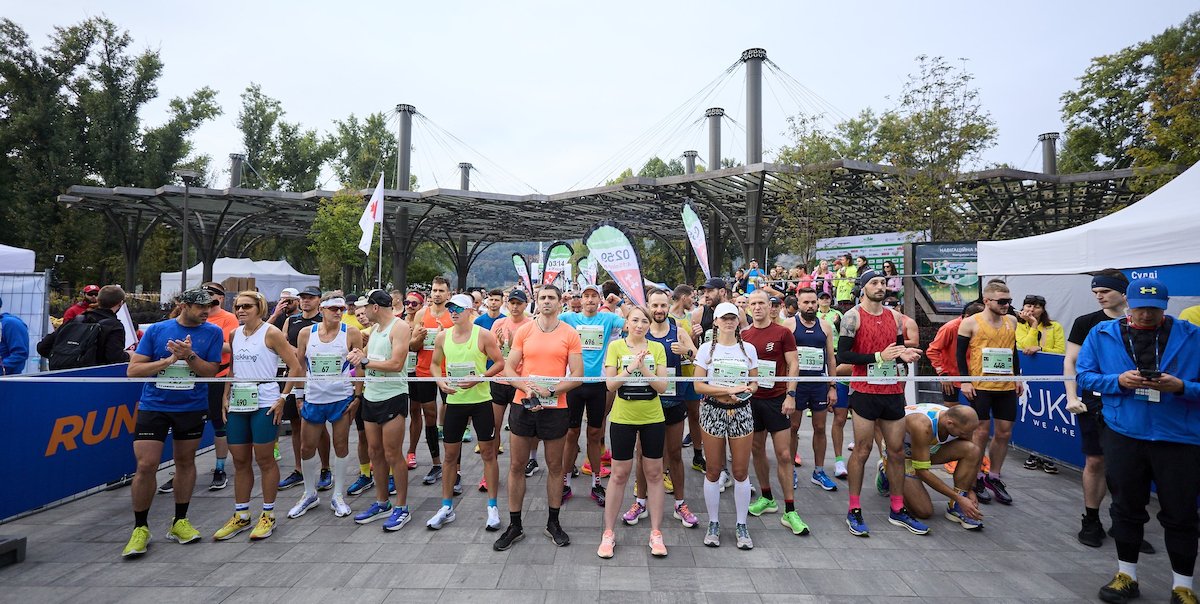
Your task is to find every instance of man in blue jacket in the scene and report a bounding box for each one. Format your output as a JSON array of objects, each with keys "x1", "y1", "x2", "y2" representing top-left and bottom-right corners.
[
  {"x1": 0, "y1": 294, "x2": 30, "y2": 375},
  {"x1": 1077, "y1": 278, "x2": 1200, "y2": 604}
]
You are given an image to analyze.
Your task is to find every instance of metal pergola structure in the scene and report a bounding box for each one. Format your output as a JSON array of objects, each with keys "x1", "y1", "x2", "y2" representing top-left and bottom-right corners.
[{"x1": 59, "y1": 159, "x2": 1162, "y2": 292}]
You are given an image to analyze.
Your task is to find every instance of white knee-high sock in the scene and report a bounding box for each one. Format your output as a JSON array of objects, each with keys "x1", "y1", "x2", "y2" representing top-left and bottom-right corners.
[
  {"x1": 301, "y1": 455, "x2": 321, "y2": 498},
  {"x1": 704, "y1": 478, "x2": 722, "y2": 523},
  {"x1": 734, "y1": 478, "x2": 752, "y2": 525},
  {"x1": 332, "y1": 454, "x2": 349, "y2": 498}
]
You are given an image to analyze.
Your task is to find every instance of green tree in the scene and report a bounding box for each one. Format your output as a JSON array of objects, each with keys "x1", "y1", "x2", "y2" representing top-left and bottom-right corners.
[
  {"x1": 1128, "y1": 52, "x2": 1200, "y2": 190},
  {"x1": 308, "y1": 191, "x2": 367, "y2": 289},
  {"x1": 236, "y1": 83, "x2": 333, "y2": 191},
  {"x1": 331, "y1": 112, "x2": 398, "y2": 190}
]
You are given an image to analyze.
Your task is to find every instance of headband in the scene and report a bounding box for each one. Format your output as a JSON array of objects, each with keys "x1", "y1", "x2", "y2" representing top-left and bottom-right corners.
[
  {"x1": 407, "y1": 292, "x2": 425, "y2": 303},
  {"x1": 320, "y1": 297, "x2": 347, "y2": 308},
  {"x1": 1090, "y1": 275, "x2": 1128, "y2": 294}
]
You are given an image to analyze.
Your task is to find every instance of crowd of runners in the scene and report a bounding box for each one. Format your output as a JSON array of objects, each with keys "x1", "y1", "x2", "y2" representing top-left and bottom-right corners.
[{"x1": 109, "y1": 268, "x2": 1200, "y2": 604}]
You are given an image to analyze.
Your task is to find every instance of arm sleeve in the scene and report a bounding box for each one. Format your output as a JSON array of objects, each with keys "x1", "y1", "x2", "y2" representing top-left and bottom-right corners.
[
  {"x1": 956, "y1": 335, "x2": 972, "y2": 377},
  {"x1": 1045, "y1": 323, "x2": 1067, "y2": 354},
  {"x1": 836, "y1": 335, "x2": 875, "y2": 365}
]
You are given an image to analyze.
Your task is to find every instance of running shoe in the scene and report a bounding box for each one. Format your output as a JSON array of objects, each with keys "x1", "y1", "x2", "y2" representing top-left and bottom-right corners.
[
  {"x1": 389, "y1": 475, "x2": 396, "y2": 496},
  {"x1": 811, "y1": 469, "x2": 838, "y2": 491},
  {"x1": 972, "y1": 479, "x2": 993, "y2": 504},
  {"x1": 846, "y1": 508, "x2": 869, "y2": 537},
  {"x1": 704, "y1": 521, "x2": 720, "y2": 547},
  {"x1": 649, "y1": 530, "x2": 667, "y2": 557},
  {"x1": 982, "y1": 475, "x2": 1013, "y2": 504},
  {"x1": 273, "y1": 444, "x2": 281, "y2": 461},
  {"x1": 316, "y1": 468, "x2": 333, "y2": 491},
  {"x1": 544, "y1": 520, "x2": 570, "y2": 546},
  {"x1": 331, "y1": 496, "x2": 352, "y2": 518},
  {"x1": 279, "y1": 469, "x2": 304, "y2": 490},
  {"x1": 1042, "y1": 459, "x2": 1059, "y2": 474},
  {"x1": 406, "y1": 452, "x2": 418, "y2": 469},
  {"x1": 718, "y1": 469, "x2": 731, "y2": 493},
  {"x1": 122, "y1": 526, "x2": 151, "y2": 557},
  {"x1": 497, "y1": 444, "x2": 504, "y2": 454},
  {"x1": 663, "y1": 473, "x2": 674, "y2": 494},
  {"x1": 462, "y1": 428, "x2": 472, "y2": 443},
  {"x1": 354, "y1": 500, "x2": 392, "y2": 524},
  {"x1": 213, "y1": 515, "x2": 252, "y2": 540},
  {"x1": 794, "y1": 452, "x2": 803, "y2": 467},
  {"x1": 834, "y1": 460, "x2": 848, "y2": 479},
  {"x1": 486, "y1": 505, "x2": 501, "y2": 531},
  {"x1": 1172, "y1": 586, "x2": 1198, "y2": 604},
  {"x1": 876, "y1": 459, "x2": 890, "y2": 497},
  {"x1": 735, "y1": 523, "x2": 753, "y2": 550},
  {"x1": 427, "y1": 505, "x2": 456, "y2": 529},
  {"x1": 475, "y1": 444, "x2": 480, "y2": 454},
  {"x1": 562, "y1": 485, "x2": 573, "y2": 501},
  {"x1": 591, "y1": 485, "x2": 606, "y2": 507},
  {"x1": 1022, "y1": 454, "x2": 1040, "y2": 470},
  {"x1": 166, "y1": 518, "x2": 201, "y2": 544},
  {"x1": 347, "y1": 474, "x2": 373, "y2": 496},
  {"x1": 525, "y1": 459, "x2": 540, "y2": 477},
  {"x1": 423, "y1": 465, "x2": 443, "y2": 485},
  {"x1": 943, "y1": 460, "x2": 958, "y2": 473},
  {"x1": 382, "y1": 506, "x2": 411, "y2": 531},
  {"x1": 157, "y1": 477, "x2": 174, "y2": 494},
  {"x1": 249, "y1": 513, "x2": 274, "y2": 540},
  {"x1": 597, "y1": 530, "x2": 615, "y2": 558},
  {"x1": 781, "y1": 511, "x2": 810, "y2": 535},
  {"x1": 674, "y1": 503, "x2": 698, "y2": 528},
  {"x1": 945, "y1": 501, "x2": 983, "y2": 530},
  {"x1": 888, "y1": 507, "x2": 931, "y2": 535},
  {"x1": 682, "y1": 433, "x2": 692, "y2": 448},
  {"x1": 453, "y1": 474, "x2": 463, "y2": 496},
  {"x1": 581, "y1": 461, "x2": 611, "y2": 477},
  {"x1": 571, "y1": 465, "x2": 580, "y2": 478},
  {"x1": 209, "y1": 469, "x2": 228, "y2": 491},
  {"x1": 1098, "y1": 573, "x2": 1139, "y2": 603},
  {"x1": 600, "y1": 448, "x2": 612, "y2": 466},
  {"x1": 749, "y1": 496, "x2": 778, "y2": 516},
  {"x1": 692, "y1": 454, "x2": 706, "y2": 472},
  {"x1": 847, "y1": 441, "x2": 855, "y2": 451},
  {"x1": 493, "y1": 524, "x2": 524, "y2": 551},
  {"x1": 623, "y1": 501, "x2": 647, "y2": 525},
  {"x1": 478, "y1": 477, "x2": 488, "y2": 492},
  {"x1": 287, "y1": 492, "x2": 319, "y2": 518},
  {"x1": 504, "y1": 423, "x2": 510, "y2": 431}
]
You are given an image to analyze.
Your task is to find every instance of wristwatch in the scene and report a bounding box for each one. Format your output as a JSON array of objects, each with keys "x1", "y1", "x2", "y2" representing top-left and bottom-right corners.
[
  {"x1": 186, "y1": 353, "x2": 196, "y2": 362},
  {"x1": 360, "y1": 358, "x2": 369, "y2": 369},
  {"x1": 786, "y1": 390, "x2": 796, "y2": 398},
  {"x1": 547, "y1": 385, "x2": 556, "y2": 396}
]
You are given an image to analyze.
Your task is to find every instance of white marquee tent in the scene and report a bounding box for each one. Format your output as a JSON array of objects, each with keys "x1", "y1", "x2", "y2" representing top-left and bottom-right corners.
[
  {"x1": 0, "y1": 244, "x2": 36, "y2": 273},
  {"x1": 160, "y1": 258, "x2": 318, "y2": 304}
]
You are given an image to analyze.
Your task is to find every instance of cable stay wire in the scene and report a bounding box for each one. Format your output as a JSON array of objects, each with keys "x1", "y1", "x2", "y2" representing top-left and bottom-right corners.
[
  {"x1": 413, "y1": 112, "x2": 542, "y2": 194},
  {"x1": 1018, "y1": 140, "x2": 1041, "y2": 171},
  {"x1": 764, "y1": 59, "x2": 851, "y2": 124},
  {"x1": 318, "y1": 108, "x2": 398, "y2": 190}
]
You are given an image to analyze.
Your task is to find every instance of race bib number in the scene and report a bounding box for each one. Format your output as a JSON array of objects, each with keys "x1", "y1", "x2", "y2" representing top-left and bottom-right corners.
[
  {"x1": 1135, "y1": 387, "x2": 1161, "y2": 403},
  {"x1": 405, "y1": 351, "x2": 417, "y2": 375},
  {"x1": 711, "y1": 358, "x2": 749, "y2": 389},
  {"x1": 157, "y1": 360, "x2": 196, "y2": 391},
  {"x1": 367, "y1": 353, "x2": 388, "y2": 378},
  {"x1": 702, "y1": 329, "x2": 714, "y2": 344},
  {"x1": 229, "y1": 382, "x2": 259, "y2": 412},
  {"x1": 866, "y1": 361, "x2": 899, "y2": 385},
  {"x1": 797, "y1": 346, "x2": 825, "y2": 372},
  {"x1": 447, "y1": 361, "x2": 477, "y2": 380},
  {"x1": 309, "y1": 352, "x2": 343, "y2": 375},
  {"x1": 577, "y1": 325, "x2": 604, "y2": 351},
  {"x1": 423, "y1": 327, "x2": 439, "y2": 351},
  {"x1": 756, "y1": 359, "x2": 777, "y2": 388},
  {"x1": 622, "y1": 354, "x2": 655, "y2": 387},
  {"x1": 663, "y1": 366, "x2": 677, "y2": 398},
  {"x1": 980, "y1": 347, "x2": 1013, "y2": 375}
]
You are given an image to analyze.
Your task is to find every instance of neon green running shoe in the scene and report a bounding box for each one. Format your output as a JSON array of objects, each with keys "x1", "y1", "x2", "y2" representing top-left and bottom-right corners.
[
  {"x1": 780, "y1": 511, "x2": 810, "y2": 535},
  {"x1": 213, "y1": 514, "x2": 252, "y2": 540},
  {"x1": 748, "y1": 496, "x2": 778, "y2": 516},
  {"x1": 122, "y1": 526, "x2": 151, "y2": 557},
  {"x1": 167, "y1": 518, "x2": 201, "y2": 544}
]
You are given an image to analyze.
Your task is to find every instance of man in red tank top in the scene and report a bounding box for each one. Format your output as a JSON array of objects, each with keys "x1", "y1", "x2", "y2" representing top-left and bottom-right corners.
[
  {"x1": 409, "y1": 277, "x2": 455, "y2": 486},
  {"x1": 835, "y1": 270, "x2": 925, "y2": 537}
]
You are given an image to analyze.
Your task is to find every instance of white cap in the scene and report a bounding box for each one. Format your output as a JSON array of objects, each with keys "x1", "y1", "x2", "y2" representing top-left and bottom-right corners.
[
  {"x1": 279, "y1": 287, "x2": 299, "y2": 300},
  {"x1": 714, "y1": 302, "x2": 740, "y2": 318},
  {"x1": 449, "y1": 294, "x2": 474, "y2": 309}
]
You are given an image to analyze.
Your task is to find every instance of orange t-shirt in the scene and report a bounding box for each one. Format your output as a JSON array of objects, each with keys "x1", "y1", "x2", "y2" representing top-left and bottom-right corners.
[
  {"x1": 207, "y1": 307, "x2": 241, "y2": 377},
  {"x1": 509, "y1": 319, "x2": 582, "y2": 409},
  {"x1": 415, "y1": 307, "x2": 455, "y2": 377}
]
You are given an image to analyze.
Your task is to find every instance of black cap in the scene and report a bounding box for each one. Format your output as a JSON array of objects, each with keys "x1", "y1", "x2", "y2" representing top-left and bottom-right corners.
[
  {"x1": 700, "y1": 277, "x2": 727, "y2": 290},
  {"x1": 508, "y1": 289, "x2": 528, "y2": 302},
  {"x1": 299, "y1": 286, "x2": 321, "y2": 297},
  {"x1": 363, "y1": 289, "x2": 393, "y2": 307},
  {"x1": 817, "y1": 291, "x2": 831, "y2": 299},
  {"x1": 345, "y1": 294, "x2": 359, "y2": 305}
]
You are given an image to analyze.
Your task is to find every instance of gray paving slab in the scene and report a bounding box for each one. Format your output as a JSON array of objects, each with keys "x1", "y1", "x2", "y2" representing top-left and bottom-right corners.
[{"x1": 0, "y1": 421, "x2": 1178, "y2": 602}]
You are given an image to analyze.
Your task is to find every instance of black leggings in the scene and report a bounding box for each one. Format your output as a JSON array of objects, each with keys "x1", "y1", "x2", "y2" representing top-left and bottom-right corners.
[{"x1": 609, "y1": 421, "x2": 666, "y2": 461}]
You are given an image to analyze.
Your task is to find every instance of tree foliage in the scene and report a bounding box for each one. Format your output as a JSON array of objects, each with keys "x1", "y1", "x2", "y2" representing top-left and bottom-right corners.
[
  {"x1": 236, "y1": 83, "x2": 333, "y2": 192},
  {"x1": 331, "y1": 112, "x2": 398, "y2": 190}
]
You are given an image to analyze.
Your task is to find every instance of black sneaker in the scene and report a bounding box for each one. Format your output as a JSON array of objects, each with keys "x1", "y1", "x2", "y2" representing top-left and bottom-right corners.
[
  {"x1": 1078, "y1": 515, "x2": 1106, "y2": 547},
  {"x1": 544, "y1": 520, "x2": 570, "y2": 546},
  {"x1": 571, "y1": 465, "x2": 580, "y2": 478},
  {"x1": 1023, "y1": 455, "x2": 1040, "y2": 470},
  {"x1": 972, "y1": 479, "x2": 992, "y2": 504},
  {"x1": 1098, "y1": 572, "x2": 1139, "y2": 603},
  {"x1": 982, "y1": 475, "x2": 1012, "y2": 504},
  {"x1": 452, "y1": 474, "x2": 463, "y2": 496},
  {"x1": 423, "y1": 465, "x2": 443, "y2": 485},
  {"x1": 157, "y1": 477, "x2": 174, "y2": 494},
  {"x1": 208, "y1": 469, "x2": 228, "y2": 491},
  {"x1": 493, "y1": 524, "x2": 524, "y2": 551},
  {"x1": 562, "y1": 485, "x2": 573, "y2": 501},
  {"x1": 692, "y1": 455, "x2": 706, "y2": 472},
  {"x1": 590, "y1": 485, "x2": 606, "y2": 507},
  {"x1": 1042, "y1": 460, "x2": 1060, "y2": 474},
  {"x1": 525, "y1": 459, "x2": 539, "y2": 477}
]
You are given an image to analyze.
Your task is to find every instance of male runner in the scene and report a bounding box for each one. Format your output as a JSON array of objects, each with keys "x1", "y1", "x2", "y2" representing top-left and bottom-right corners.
[
  {"x1": 559, "y1": 283, "x2": 625, "y2": 505},
  {"x1": 429, "y1": 293, "x2": 507, "y2": 530},
  {"x1": 837, "y1": 270, "x2": 926, "y2": 536},
  {"x1": 742, "y1": 291, "x2": 807, "y2": 535},
  {"x1": 494, "y1": 284, "x2": 584, "y2": 550},
  {"x1": 475, "y1": 288, "x2": 505, "y2": 331},
  {"x1": 347, "y1": 290, "x2": 414, "y2": 530},
  {"x1": 888, "y1": 403, "x2": 984, "y2": 529},
  {"x1": 278, "y1": 286, "x2": 332, "y2": 491},
  {"x1": 347, "y1": 298, "x2": 376, "y2": 496},
  {"x1": 401, "y1": 290, "x2": 424, "y2": 471},
  {"x1": 199, "y1": 282, "x2": 239, "y2": 492},
  {"x1": 122, "y1": 289, "x2": 223, "y2": 557},
  {"x1": 488, "y1": 289, "x2": 532, "y2": 486},
  {"x1": 268, "y1": 288, "x2": 299, "y2": 330},
  {"x1": 957, "y1": 280, "x2": 1022, "y2": 505},
  {"x1": 927, "y1": 302, "x2": 986, "y2": 406},
  {"x1": 782, "y1": 288, "x2": 839, "y2": 491},
  {"x1": 410, "y1": 277, "x2": 453, "y2": 485},
  {"x1": 669, "y1": 285, "x2": 705, "y2": 466}
]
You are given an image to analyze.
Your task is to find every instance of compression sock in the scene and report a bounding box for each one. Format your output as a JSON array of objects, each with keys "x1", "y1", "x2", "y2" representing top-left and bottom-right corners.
[
  {"x1": 333, "y1": 454, "x2": 349, "y2": 497},
  {"x1": 733, "y1": 479, "x2": 752, "y2": 525},
  {"x1": 425, "y1": 426, "x2": 441, "y2": 460},
  {"x1": 301, "y1": 454, "x2": 321, "y2": 496},
  {"x1": 704, "y1": 478, "x2": 721, "y2": 523}
]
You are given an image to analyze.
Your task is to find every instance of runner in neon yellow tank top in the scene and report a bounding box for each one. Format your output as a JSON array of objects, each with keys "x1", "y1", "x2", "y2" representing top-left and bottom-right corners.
[{"x1": 429, "y1": 294, "x2": 507, "y2": 531}]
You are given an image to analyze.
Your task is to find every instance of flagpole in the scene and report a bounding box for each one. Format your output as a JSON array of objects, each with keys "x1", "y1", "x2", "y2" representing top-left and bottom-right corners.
[{"x1": 377, "y1": 223, "x2": 383, "y2": 289}]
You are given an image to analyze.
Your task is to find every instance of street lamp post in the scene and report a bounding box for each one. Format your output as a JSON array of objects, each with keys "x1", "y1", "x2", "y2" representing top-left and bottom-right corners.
[{"x1": 173, "y1": 169, "x2": 201, "y2": 295}]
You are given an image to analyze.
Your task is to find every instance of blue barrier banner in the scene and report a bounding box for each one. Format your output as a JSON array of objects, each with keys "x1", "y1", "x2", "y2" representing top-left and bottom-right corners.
[
  {"x1": 0, "y1": 364, "x2": 213, "y2": 520},
  {"x1": 1009, "y1": 352, "x2": 1084, "y2": 468}
]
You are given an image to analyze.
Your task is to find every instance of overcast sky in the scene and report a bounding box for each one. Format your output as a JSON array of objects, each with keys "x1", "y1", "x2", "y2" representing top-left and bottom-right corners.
[{"x1": 9, "y1": 1, "x2": 1195, "y2": 194}]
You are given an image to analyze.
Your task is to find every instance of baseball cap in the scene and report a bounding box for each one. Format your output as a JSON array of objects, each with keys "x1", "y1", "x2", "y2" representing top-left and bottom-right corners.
[
  {"x1": 279, "y1": 287, "x2": 299, "y2": 300},
  {"x1": 448, "y1": 294, "x2": 474, "y2": 310},
  {"x1": 769, "y1": 296, "x2": 781, "y2": 304},
  {"x1": 714, "y1": 302, "x2": 740, "y2": 317},
  {"x1": 580, "y1": 284, "x2": 601, "y2": 295},
  {"x1": 817, "y1": 291, "x2": 831, "y2": 299},
  {"x1": 180, "y1": 288, "x2": 214, "y2": 306},
  {"x1": 83, "y1": 284, "x2": 100, "y2": 294},
  {"x1": 508, "y1": 289, "x2": 528, "y2": 303},
  {"x1": 700, "y1": 277, "x2": 727, "y2": 291},
  {"x1": 361, "y1": 289, "x2": 393, "y2": 307},
  {"x1": 299, "y1": 286, "x2": 321, "y2": 297},
  {"x1": 1126, "y1": 278, "x2": 1168, "y2": 310}
]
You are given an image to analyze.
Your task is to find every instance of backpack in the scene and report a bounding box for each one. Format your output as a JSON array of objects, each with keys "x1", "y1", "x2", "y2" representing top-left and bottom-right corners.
[{"x1": 49, "y1": 319, "x2": 102, "y2": 370}]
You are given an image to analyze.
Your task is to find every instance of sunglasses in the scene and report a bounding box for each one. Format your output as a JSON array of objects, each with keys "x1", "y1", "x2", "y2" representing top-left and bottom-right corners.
[
  {"x1": 404, "y1": 300, "x2": 421, "y2": 307},
  {"x1": 446, "y1": 304, "x2": 466, "y2": 314},
  {"x1": 84, "y1": 292, "x2": 98, "y2": 296},
  {"x1": 1024, "y1": 295, "x2": 1046, "y2": 305},
  {"x1": 324, "y1": 306, "x2": 346, "y2": 313},
  {"x1": 990, "y1": 298, "x2": 1013, "y2": 306},
  {"x1": 234, "y1": 303, "x2": 257, "y2": 310}
]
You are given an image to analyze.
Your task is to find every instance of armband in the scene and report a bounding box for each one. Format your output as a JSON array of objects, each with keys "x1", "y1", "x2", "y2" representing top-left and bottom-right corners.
[
  {"x1": 292, "y1": 387, "x2": 305, "y2": 399},
  {"x1": 910, "y1": 460, "x2": 932, "y2": 470}
]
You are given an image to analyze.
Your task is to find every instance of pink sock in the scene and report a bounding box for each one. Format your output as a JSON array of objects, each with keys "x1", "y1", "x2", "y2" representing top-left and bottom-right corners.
[
  {"x1": 849, "y1": 495, "x2": 861, "y2": 511},
  {"x1": 890, "y1": 495, "x2": 904, "y2": 513}
]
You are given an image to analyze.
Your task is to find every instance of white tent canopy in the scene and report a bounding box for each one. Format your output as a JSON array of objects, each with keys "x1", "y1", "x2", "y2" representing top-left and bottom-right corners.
[
  {"x1": 0, "y1": 244, "x2": 36, "y2": 273},
  {"x1": 160, "y1": 258, "x2": 318, "y2": 304},
  {"x1": 979, "y1": 163, "x2": 1200, "y2": 275}
]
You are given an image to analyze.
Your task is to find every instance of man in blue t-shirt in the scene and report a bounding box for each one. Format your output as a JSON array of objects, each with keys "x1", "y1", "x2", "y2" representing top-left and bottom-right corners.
[
  {"x1": 559, "y1": 283, "x2": 626, "y2": 505},
  {"x1": 121, "y1": 288, "x2": 224, "y2": 559},
  {"x1": 746, "y1": 259, "x2": 766, "y2": 294}
]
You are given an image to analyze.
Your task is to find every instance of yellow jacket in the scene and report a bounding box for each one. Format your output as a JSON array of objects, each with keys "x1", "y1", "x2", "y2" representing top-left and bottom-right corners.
[{"x1": 1016, "y1": 320, "x2": 1065, "y2": 354}]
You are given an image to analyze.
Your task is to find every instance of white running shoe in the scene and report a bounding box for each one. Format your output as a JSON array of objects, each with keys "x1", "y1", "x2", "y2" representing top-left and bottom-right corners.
[
  {"x1": 834, "y1": 460, "x2": 848, "y2": 478},
  {"x1": 486, "y1": 505, "x2": 501, "y2": 531},
  {"x1": 331, "y1": 496, "x2": 352, "y2": 517},
  {"x1": 287, "y1": 492, "x2": 319, "y2": 519},
  {"x1": 718, "y1": 470, "x2": 731, "y2": 493},
  {"x1": 426, "y1": 505, "x2": 456, "y2": 530}
]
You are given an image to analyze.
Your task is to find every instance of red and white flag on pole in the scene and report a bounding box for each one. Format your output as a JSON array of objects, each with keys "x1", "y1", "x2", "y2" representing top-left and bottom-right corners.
[{"x1": 358, "y1": 174, "x2": 385, "y2": 254}]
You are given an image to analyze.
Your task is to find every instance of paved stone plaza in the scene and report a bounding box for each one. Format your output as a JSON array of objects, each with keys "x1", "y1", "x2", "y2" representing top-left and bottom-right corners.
[{"x1": 0, "y1": 421, "x2": 1172, "y2": 603}]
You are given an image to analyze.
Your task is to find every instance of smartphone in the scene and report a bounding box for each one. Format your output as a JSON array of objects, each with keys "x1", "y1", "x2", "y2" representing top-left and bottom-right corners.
[
  {"x1": 1139, "y1": 370, "x2": 1162, "y2": 380},
  {"x1": 733, "y1": 390, "x2": 753, "y2": 402},
  {"x1": 521, "y1": 397, "x2": 541, "y2": 410}
]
